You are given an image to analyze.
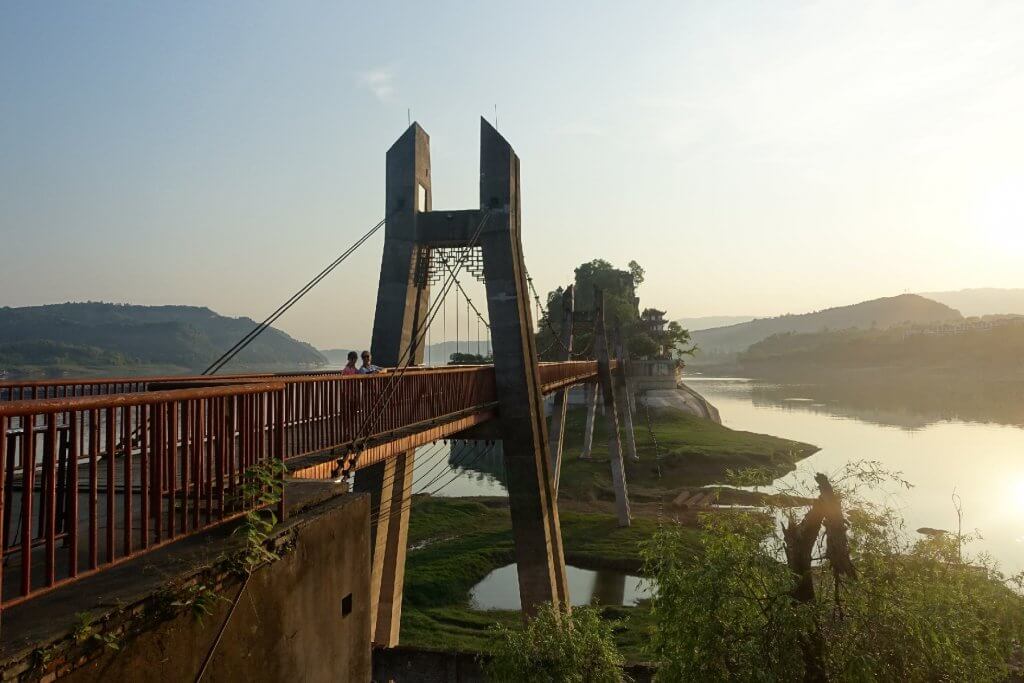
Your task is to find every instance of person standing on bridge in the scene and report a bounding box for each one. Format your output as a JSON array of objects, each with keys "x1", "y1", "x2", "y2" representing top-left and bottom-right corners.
[
  {"x1": 359, "y1": 350, "x2": 382, "y2": 374},
  {"x1": 342, "y1": 350, "x2": 359, "y2": 375}
]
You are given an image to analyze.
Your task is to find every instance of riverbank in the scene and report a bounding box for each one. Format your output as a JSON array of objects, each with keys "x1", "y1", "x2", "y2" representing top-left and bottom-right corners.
[{"x1": 555, "y1": 404, "x2": 818, "y2": 508}]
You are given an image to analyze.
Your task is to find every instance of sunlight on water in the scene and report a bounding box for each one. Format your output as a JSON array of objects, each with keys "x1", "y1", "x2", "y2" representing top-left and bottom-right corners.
[{"x1": 688, "y1": 377, "x2": 1024, "y2": 573}]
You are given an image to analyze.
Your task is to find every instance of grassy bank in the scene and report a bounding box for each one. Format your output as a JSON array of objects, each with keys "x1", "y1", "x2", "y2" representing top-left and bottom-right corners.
[
  {"x1": 556, "y1": 405, "x2": 817, "y2": 505},
  {"x1": 400, "y1": 405, "x2": 816, "y2": 658},
  {"x1": 400, "y1": 498, "x2": 696, "y2": 658}
]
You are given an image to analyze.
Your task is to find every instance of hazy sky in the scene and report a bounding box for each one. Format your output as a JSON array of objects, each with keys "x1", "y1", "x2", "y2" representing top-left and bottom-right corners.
[{"x1": 3, "y1": 1, "x2": 1022, "y2": 348}]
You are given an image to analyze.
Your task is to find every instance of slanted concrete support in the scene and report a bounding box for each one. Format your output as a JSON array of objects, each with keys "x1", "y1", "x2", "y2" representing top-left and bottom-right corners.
[
  {"x1": 580, "y1": 383, "x2": 598, "y2": 459},
  {"x1": 373, "y1": 450, "x2": 415, "y2": 645},
  {"x1": 594, "y1": 288, "x2": 631, "y2": 527},
  {"x1": 613, "y1": 326, "x2": 640, "y2": 463},
  {"x1": 548, "y1": 286, "x2": 574, "y2": 495},
  {"x1": 354, "y1": 458, "x2": 397, "y2": 644},
  {"x1": 371, "y1": 123, "x2": 431, "y2": 368},
  {"x1": 361, "y1": 124, "x2": 433, "y2": 647},
  {"x1": 479, "y1": 118, "x2": 569, "y2": 614}
]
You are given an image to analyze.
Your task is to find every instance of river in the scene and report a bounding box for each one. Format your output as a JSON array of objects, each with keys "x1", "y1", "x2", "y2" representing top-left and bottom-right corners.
[
  {"x1": 410, "y1": 377, "x2": 1024, "y2": 574},
  {"x1": 688, "y1": 377, "x2": 1024, "y2": 574}
]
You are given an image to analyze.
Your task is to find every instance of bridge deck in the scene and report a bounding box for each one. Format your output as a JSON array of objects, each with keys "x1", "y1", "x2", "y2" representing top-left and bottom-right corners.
[{"x1": 0, "y1": 362, "x2": 601, "y2": 608}]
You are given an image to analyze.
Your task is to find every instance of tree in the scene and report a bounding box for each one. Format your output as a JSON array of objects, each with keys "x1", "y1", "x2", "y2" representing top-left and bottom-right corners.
[
  {"x1": 628, "y1": 260, "x2": 645, "y2": 287},
  {"x1": 640, "y1": 462, "x2": 1024, "y2": 682},
  {"x1": 486, "y1": 603, "x2": 625, "y2": 683},
  {"x1": 534, "y1": 258, "x2": 693, "y2": 362}
]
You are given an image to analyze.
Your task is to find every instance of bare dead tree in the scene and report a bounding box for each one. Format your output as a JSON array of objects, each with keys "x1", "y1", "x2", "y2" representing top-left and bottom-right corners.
[{"x1": 782, "y1": 473, "x2": 857, "y2": 683}]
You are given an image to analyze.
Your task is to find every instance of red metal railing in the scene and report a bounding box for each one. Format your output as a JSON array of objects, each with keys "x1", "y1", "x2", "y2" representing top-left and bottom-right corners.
[
  {"x1": 538, "y1": 361, "x2": 603, "y2": 393},
  {"x1": 0, "y1": 362, "x2": 604, "y2": 607},
  {"x1": 0, "y1": 378, "x2": 165, "y2": 402},
  {"x1": 0, "y1": 382, "x2": 285, "y2": 607}
]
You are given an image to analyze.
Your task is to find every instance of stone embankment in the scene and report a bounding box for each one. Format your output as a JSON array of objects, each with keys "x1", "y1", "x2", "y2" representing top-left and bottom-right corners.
[{"x1": 641, "y1": 382, "x2": 721, "y2": 423}]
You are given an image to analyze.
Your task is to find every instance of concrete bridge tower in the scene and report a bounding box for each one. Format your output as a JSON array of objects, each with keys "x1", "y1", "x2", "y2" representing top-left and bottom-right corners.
[{"x1": 359, "y1": 119, "x2": 569, "y2": 647}]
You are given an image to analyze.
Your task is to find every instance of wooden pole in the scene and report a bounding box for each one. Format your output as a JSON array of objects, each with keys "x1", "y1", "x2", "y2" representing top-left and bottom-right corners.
[
  {"x1": 548, "y1": 286, "x2": 574, "y2": 496},
  {"x1": 613, "y1": 324, "x2": 639, "y2": 463},
  {"x1": 594, "y1": 287, "x2": 631, "y2": 527}
]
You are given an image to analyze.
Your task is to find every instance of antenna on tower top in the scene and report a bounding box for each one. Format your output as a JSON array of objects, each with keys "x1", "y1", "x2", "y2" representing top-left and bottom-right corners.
[
  {"x1": 407, "y1": 108, "x2": 411, "y2": 126},
  {"x1": 494, "y1": 104, "x2": 498, "y2": 130}
]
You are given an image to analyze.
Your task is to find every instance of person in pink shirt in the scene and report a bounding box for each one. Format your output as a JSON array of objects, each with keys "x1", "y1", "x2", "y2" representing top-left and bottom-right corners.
[{"x1": 341, "y1": 351, "x2": 359, "y2": 375}]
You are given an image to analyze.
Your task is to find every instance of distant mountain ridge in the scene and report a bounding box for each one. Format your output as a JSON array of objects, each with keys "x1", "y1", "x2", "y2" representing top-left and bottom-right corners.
[
  {"x1": 689, "y1": 294, "x2": 962, "y2": 362},
  {"x1": 918, "y1": 288, "x2": 1024, "y2": 317},
  {"x1": 676, "y1": 315, "x2": 756, "y2": 331},
  {"x1": 0, "y1": 302, "x2": 326, "y2": 376},
  {"x1": 320, "y1": 342, "x2": 494, "y2": 368}
]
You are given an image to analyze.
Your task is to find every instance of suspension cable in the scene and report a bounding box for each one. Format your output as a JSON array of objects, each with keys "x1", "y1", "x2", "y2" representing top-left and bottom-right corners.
[
  {"x1": 523, "y1": 267, "x2": 593, "y2": 359},
  {"x1": 368, "y1": 441, "x2": 478, "y2": 525},
  {"x1": 203, "y1": 214, "x2": 390, "y2": 375},
  {"x1": 369, "y1": 443, "x2": 494, "y2": 527},
  {"x1": 349, "y1": 210, "x2": 492, "y2": 458}
]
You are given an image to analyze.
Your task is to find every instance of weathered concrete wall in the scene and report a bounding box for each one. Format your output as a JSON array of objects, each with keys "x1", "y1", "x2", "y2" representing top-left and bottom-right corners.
[
  {"x1": 63, "y1": 493, "x2": 371, "y2": 683},
  {"x1": 0, "y1": 491, "x2": 371, "y2": 683}
]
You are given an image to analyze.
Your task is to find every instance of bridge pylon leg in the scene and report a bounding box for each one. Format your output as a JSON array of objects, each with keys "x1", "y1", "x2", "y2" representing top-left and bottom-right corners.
[
  {"x1": 372, "y1": 449, "x2": 415, "y2": 645},
  {"x1": 479, "y1": 118, "x2": 569, "y2": 615},
  {"x1": 362, "y1": 122, "x2": 432, "y2": 647}
]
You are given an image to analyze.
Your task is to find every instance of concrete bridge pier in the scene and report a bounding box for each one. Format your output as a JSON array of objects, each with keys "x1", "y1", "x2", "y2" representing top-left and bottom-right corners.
[
  {"x1": 360, "y1": 122, "x2": 433, "y2": 647},
  {"x1": 479, "y1": 118, "x2": 569, "y2": 613}
]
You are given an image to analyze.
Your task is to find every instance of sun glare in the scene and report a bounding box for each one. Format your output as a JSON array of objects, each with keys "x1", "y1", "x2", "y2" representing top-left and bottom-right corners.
[{"x1": 978, "y1": 176, "x2": 1024, "y2": 251}]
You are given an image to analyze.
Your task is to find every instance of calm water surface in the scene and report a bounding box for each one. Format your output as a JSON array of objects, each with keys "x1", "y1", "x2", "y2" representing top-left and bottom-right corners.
[
  {"x1": 470, "y1": 564, "x2": 651, "y2": 610},
  {"x1": 409, "y1": 377, "x2": 1024, "y2": 573},
  {"x1": 688, "y1": 377, "x2": 1024, "y2": 573}
]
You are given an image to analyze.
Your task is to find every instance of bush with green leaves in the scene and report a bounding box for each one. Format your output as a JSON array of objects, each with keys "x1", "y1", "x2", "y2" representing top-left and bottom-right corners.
[
  {"x1": 641, "y1": 462, "x2": 1024, "y2": 682},
  {"x1": 486, "y1": 603, "x2": 625, "y2": 682}
]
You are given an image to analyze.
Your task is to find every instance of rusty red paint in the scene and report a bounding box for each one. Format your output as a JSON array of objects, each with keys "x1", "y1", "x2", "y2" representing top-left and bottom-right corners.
[{"x1": 0, "y1": 364, "x2": 598, "y2": 608}]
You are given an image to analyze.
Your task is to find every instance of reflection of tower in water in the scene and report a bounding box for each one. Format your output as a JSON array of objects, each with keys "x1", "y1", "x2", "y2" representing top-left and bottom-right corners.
[
  {"x1": 590, "y1": 570, "x2": 626, "y2": 606},
  {"x1": 449, "y1": 440, "x2": 507, "y2": 487}
]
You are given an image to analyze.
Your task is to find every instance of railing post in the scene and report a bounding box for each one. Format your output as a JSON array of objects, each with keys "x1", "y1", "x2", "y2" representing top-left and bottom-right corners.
[{"x1": 275, "y1": 389, "x2": 286, "y2": 522}]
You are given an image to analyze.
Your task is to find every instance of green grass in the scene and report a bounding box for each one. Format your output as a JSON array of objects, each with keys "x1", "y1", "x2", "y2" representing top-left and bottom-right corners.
[
  {"x1": 400, "y1": 498, "x2": 698, "y2": 660},
  {"x1": 557, "y1": 405, "x2": 818, "y2": 502},
  {"x1": 398, "y1": 407, "x2": 813, "y2": 659}
]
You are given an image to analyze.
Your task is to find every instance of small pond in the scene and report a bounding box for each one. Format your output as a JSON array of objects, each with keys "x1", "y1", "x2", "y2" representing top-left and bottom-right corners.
[{"x1": 469, "y1": 564, "x2": 652, "y2": 610}]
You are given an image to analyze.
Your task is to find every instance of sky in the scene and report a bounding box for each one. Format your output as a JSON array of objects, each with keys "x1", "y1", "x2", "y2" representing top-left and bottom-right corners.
[{"x1": 2, "y1": 1, "x2": 1023, "y2": 349}]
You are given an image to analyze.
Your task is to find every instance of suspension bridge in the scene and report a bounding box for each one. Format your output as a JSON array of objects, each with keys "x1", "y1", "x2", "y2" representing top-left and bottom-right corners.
[{"x1": 0, "y1": 120, "x2": 641, "y2": 673}]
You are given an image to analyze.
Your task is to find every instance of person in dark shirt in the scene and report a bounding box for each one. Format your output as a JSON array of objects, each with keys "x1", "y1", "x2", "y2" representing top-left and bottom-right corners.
[{"x1": 359, "y1": 350, "x2": 382, "y2": 374}]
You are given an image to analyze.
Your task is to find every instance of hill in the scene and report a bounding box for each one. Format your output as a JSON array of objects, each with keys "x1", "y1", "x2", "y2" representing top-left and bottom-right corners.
[
  {"x1": 0, "y1": 302, "x2": 326, "y2": 377},
  {"x1": 688, "y1": 294, "x2": 962, "y2": 364},
  {"x1": 675, "y1": 315, "x2": 755, "y2": 331},
  {"x1": 918, "y1": 288, "x2": 1024, "y2": 317},
  {"x1": 736, "y1": 318, "x2": 1024, "y2": 381}
]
